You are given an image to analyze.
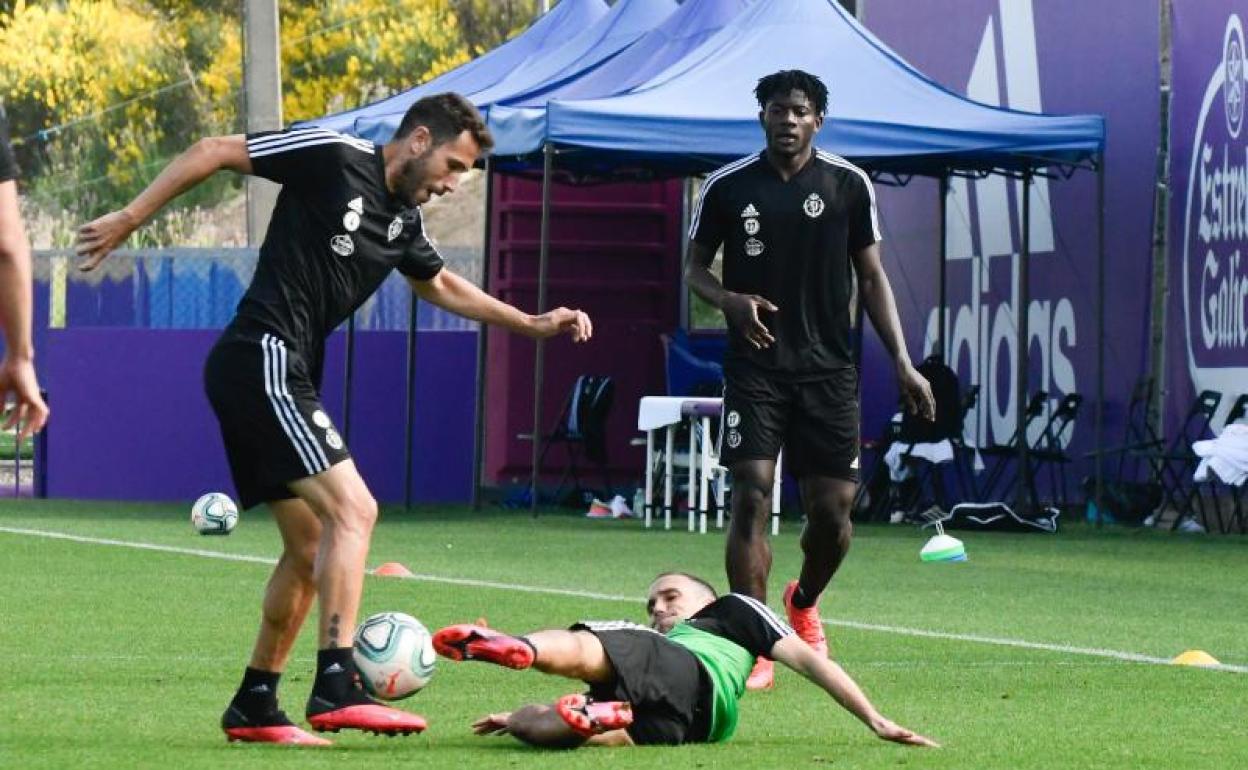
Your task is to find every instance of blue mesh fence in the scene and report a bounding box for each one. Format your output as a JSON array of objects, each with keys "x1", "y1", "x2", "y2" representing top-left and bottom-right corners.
[{"x1": 32, "y1": 247, "x2": 482, "y2": 331}]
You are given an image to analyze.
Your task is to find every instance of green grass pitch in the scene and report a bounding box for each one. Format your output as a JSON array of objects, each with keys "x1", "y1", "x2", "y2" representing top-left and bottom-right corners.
[{"x1": 1, "y1": 499, "x2": 1245, "y2": 769}]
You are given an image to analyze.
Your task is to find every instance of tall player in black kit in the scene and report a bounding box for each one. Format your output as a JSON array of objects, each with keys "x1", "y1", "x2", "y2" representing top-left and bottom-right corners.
[
  {"x1": 686, "y1": 71, "x2": 934, "y2": 689},
  {"x1": 75, "y1": 94, "x2": 592, "y2": 745}
]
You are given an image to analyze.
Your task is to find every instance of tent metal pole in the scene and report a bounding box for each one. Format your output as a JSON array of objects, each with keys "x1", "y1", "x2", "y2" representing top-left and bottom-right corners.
[
  {"x1": 1095, "y1": 156, "x2": 1106, "y2": 525},
  {"x1": 343, "y1": 312, "x2": 356, "y2": 443},
  {"x1": 938, "y1": 173, "x2": 949, "y2": 359},
  {"x1": 1015, "y1": 168, "x2": 1032, "y2": 513},
  {"x1": 472, "y1": 158, "x2": 495, "y2": 510},
  {"x1": 403, "y1": 295, "x2": 418, "y2": 510},
  {"x1": 530, "y1": 143, "x2": 554, "y2": 514}
]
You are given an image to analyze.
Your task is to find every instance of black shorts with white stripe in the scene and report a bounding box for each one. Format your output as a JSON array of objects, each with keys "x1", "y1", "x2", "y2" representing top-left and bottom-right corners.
[{"x1": 204, "y1": 329, "x2": 350, "y2": 509}]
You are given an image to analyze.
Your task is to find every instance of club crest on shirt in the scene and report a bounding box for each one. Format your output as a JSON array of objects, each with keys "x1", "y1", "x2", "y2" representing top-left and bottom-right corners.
[
  {"x1": 744, "y1": 237, "x2": 765, "y2": 257},
  {"x1": 803, "y1": 192, "x2": 825, "y2": 218},
  {"x1": 743, "y1": 218, "x2": 760, "y2": 235},
  {"x1": 741, "y1": 203, "x2": 760, "y2": 218},
  {"x1": 727, "y1": 429, "x2": 742, "y2": 449},
  {"x1": 330, "y1": 234, "x2": 354, "y2": 257},
  {"x1": 387, "y1": 215, "x2": 404, "y2": 242}
]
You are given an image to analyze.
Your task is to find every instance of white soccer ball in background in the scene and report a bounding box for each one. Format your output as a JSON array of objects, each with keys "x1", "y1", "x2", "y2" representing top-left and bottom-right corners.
[
  {"x1": 190, "y1": 492, "x2": 239, "y2": 535},
  {"x1": 353, "y1": 612, "x2": 436, "y2": 700}
]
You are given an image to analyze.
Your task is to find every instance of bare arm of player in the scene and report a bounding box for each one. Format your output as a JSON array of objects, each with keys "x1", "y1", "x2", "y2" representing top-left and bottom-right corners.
[
  {"x1": 770, "y1": 635, "x2": 940, "y2": 748},
  {"x1": 75, "y1": 135, "x2": 253, "y2": 272},
  {"x1": 852, "y1": 242, "x2": 935, "y2": 419},
  {"x1": 684, "y1": 240, "x2": 777, "y2": 349},
  {"x1": 407, "y1": 268, "x2": 592, "y2": 342},
  {"x1": 0, "y1": 179, "x2": 49, "y2": 440}
]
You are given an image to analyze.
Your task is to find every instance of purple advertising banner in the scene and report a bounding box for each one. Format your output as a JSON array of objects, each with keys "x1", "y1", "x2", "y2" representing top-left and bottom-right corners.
[
  {"x1": 863, "y1": 1, "x2": 1159, "y2": 480},
  {"x1": 1168, "y1": 1, "x2": 1248, "y2": 432},
  {"x1": 42, "y1": 329, "x2": 477, "y2": 504}
]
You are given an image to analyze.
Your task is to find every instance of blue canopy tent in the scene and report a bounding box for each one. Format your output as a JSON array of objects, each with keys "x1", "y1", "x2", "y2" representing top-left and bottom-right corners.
[
  {"x1": 305, "y1": 0, "x2": 609, "y2": 140},
  {"x1": 488, "y1": 0, "x2": 752, "y2": 157},
  {"x1": 341, "y1": 0, "x2": 679, "y2": 144},
  {"x1": 541, "y1": 0, "x2": 1102, "y2": 176},
  {"x1": 470, "y1": 0, "x2": 678, "y2": 111},
  {"x1": 505, "y1": 0, "x2": 1107, "y2": 513}
]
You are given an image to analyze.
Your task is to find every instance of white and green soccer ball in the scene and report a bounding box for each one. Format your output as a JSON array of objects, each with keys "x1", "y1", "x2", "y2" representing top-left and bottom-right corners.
[
  {"x1": 190, "y1": 492, "x2": 238, "y2": 535},
  {"x1": 353, "y1": 612, "x2": 436, "y2": 700}
]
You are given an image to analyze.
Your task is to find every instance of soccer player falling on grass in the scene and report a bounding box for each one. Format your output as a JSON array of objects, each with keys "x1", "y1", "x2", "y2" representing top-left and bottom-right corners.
[
  {"x1": 685, "y1": 70, "x2": 935, "y2": 688},
  {"x1": 74, "y1": 93, "x2": 592, "y2": 746},
  {"x1": 433, "y1": 572, "x2": 937, "y2": 748}
]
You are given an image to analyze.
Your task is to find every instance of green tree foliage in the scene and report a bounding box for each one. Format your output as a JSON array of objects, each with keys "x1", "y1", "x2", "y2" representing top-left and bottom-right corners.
[{"x1": 0, "y1": 0, "x2": 547, "y2": 241}]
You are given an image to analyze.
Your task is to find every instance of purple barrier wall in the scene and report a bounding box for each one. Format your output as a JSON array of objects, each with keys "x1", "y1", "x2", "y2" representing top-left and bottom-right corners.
[
  {"x1": 43, "y1": 328, "x2": 476, "y2": 504},
  {"x1": 1167, "y1": 2, "x2": 1248, "y2": 434},
  {"x1": 864, "y1": 1, "x2": 1160, "y2": 482}
]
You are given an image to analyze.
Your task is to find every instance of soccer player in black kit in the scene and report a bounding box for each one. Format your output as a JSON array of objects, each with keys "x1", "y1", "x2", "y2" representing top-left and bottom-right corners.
[
  {"x1": 75, "y1": 94, "x2": 592, "y2": 745},
  {"x1": 685, "y1": 71, "x2": 934, "y2": 689}
]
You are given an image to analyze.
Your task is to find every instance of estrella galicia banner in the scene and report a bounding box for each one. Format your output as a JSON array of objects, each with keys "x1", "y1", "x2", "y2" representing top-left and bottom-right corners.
[
  {"x1": 863, "y1": 1, "x2": 1159, "y2": 477},
  {"x1": 1169, "y1": 1, "x2": 1248, "y2": 431}
]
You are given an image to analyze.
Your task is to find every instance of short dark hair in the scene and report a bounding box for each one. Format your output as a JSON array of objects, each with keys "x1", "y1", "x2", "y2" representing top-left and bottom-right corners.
[
  {"x1": 394, "y1": 92, "x2": 494, "y2": 152},
  {"x1": 653, "y1": 571, "x2": 718, "y2": 598},
  {"x1": 754, "y1": 69, "x2": 829, "y2": 116}
]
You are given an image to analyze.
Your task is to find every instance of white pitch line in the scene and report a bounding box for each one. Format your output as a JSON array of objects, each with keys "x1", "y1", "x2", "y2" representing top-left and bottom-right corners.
[{"x1": 3, "y1": 524, "x2": 1246, "y2": 674}]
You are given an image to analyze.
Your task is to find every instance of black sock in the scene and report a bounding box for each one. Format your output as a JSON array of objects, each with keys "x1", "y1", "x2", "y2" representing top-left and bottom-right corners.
[
  {"x1": 309, "y1": 647, "x2": 372, "y2": 707},
  {"x1": 790, "y1": 583, "x2": 819, "y2": 610},
  {"x1": 232, "y1": 667, "x2": 280, "y2": 709},
  {"x1": 517, "y1": 636, "x2": 540, "y2": 658},
  {"x1": 224, "y1": 667, "x2": 289, "y2": 726}
]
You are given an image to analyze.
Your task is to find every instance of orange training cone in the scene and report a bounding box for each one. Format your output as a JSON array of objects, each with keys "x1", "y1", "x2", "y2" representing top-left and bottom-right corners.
[{"x1": 374, "y1": 562, "x2": 414, "y2": 577}]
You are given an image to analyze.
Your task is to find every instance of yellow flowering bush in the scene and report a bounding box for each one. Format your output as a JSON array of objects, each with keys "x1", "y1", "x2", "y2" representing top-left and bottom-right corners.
[{"x1": 0, "y1": 0, "x2": 529, "y2": 233}]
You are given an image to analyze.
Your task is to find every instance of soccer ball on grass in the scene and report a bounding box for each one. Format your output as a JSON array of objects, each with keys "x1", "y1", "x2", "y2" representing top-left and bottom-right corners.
[
  {"x1": 190, "y1": 492, "x2": 238, "y2": 535},
  {"x1": 353, "y1": 612, "x2": 436, "y2": 700}
]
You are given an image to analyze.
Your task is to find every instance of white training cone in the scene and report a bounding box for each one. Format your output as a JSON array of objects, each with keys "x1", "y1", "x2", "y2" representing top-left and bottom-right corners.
[{"x1": 920, "y1": 521, "x2": 967, "y2": 562}]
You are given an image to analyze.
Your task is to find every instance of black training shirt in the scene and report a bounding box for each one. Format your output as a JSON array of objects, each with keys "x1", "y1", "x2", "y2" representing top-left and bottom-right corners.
[
  {"x1": 690, "y1": 149, "x2": 880, "y2": 378},
  {"x1": 235, "y1": 127, "x2": 444, "y2": 380},
  {"x1": 684, "y1": 593, "x2": 794, "y2": 656}
]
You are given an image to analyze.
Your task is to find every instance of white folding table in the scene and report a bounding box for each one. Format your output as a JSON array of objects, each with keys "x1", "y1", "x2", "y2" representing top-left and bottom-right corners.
[{"x1": 637, "y1": 396, "x2": 781, "y2": 535}]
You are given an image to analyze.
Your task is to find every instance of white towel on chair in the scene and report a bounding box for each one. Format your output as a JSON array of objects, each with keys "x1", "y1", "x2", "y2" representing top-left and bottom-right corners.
[
  {"x1": 1193, "y1": 423, "x2": 1248, "y2": 487},
  {"x1": 884, "y1": 440, "x2": 954, "y2": 482}
]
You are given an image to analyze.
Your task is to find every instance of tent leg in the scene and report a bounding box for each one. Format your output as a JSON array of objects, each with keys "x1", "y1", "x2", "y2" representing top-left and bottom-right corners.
[
  {"x1": 1015, "y1": 169, "x2": 1032, "y2": 514},
  {"x1": 472, "y1": 158, "x2": 494, "y2": 510},
  {"x1": 1095, "y1": 156, "x2": 1106, "y2": 526},
  {"x1": 938, "y1": 173, "x2": 949, "y2": 360},
  {"x1": 531, "y1": 143, "x2": 554, "y2": 514}
]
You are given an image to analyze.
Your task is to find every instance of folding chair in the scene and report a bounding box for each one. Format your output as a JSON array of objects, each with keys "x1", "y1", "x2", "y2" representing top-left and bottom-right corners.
[
  {"x1": 524, "y1": 375, "x2": 615, "y2": 505},
  {"x1": 976, "y1": 390, "x2": 1049, "y2": 504},
  {"x1": 884, "y1": 358, "x2": 974, "y2": 516},
  {"x1": 1085, "y1": 377, "x2": 1162, "y2": 483},
  {"x1": 1195, "y1": 393, "x2": 1248, "y2": 534},
  {"x1": 852, "y1": 416, "x2": 901, "y2": 521},
  {"x1": 852, "y1": 376, "x2": 979, "y2": 521},
  {"x1": 1134, "y1": 390, "x2": 1221, "y2": 528},
  {"x1": 661, "y1": 331, "x2": 723, "y2": 397},
  {"x1": 1024, "y1": 393, "x2": 1083, "y2": 510}
]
